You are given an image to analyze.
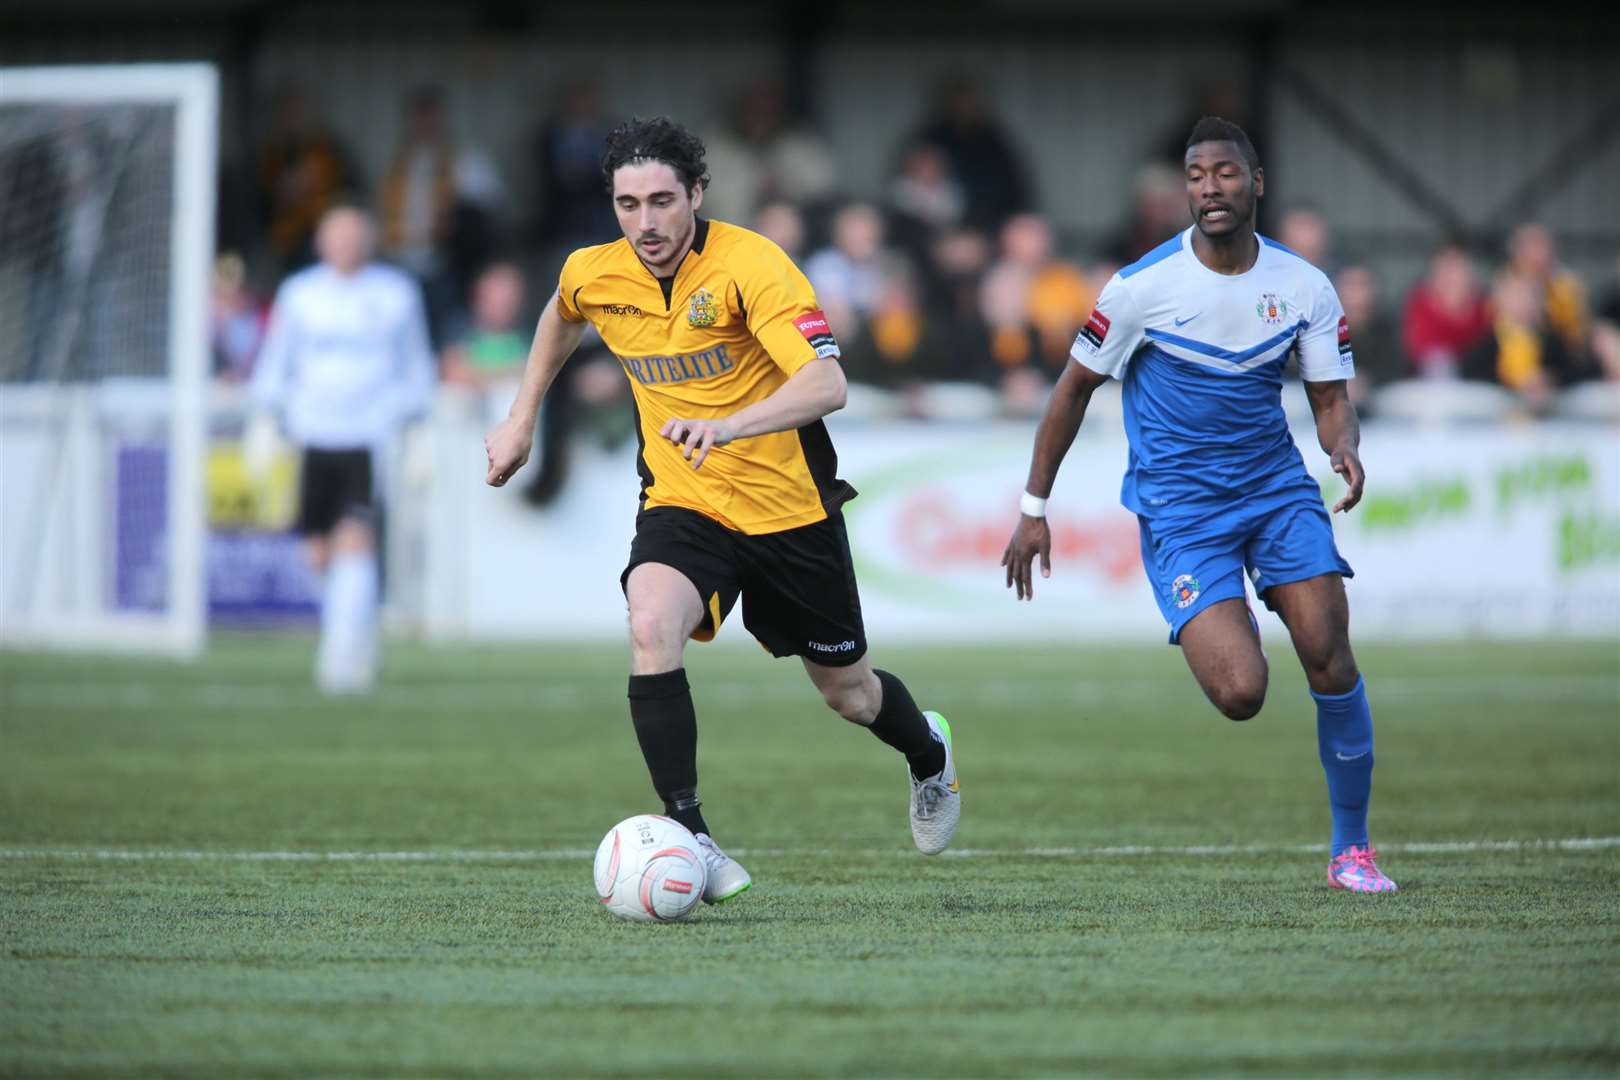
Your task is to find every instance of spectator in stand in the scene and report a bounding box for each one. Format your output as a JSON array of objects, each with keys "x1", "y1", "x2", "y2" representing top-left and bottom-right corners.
[
  {"x1": 752, "y1": 200, "x2": 807, "y2": 262},
  {"x1": 438, "y1": 259, "x2": 625, "y2": 503},
  {"x1": 838, "y1": 259, "x2": 920, "y2": 389},
  {"x1": 377, "y1": 85, "x2": 505, "y2": 345},
  {"x1": 1278, "y1": 204, "x2": 1336, "y2": 275},
  {"x1": 257, "y1": 86, "x2": 358, "y2": 278},
  {"x1": 532, "y1": 78, "x2": 619, "y2": 254},
  {"x1": 887, "y1": 142, "x2": 967, "y2": 311},
  {"x1": 909, "y1": 75, "x2": 1033, "y2": 234},
  {"x1": 834, "y1": 215, "x2": 996, "y2": 398},
  {"x1": 979, "y1": 213, "x2": 1095, "y2": 413},
  {"x1": 1159, "y1": 78, "x2": 1262, "y2": 171},
  {"x1": 440, "y1": 261, "x2": 531, "y2": 390},
  {"x1": 1107, "y1": 163, "x2": 1191, "y2": 264},
  {"x1": 1590, "y1": 254, "x2": 1620, "y2": 382},
  {"x1": 1333, "y1": 264, "x2": 1400, "y2": 405},
  {"x1": 701, "y1": 76, "x2": 837, "y2": 224},
  {"x1": 1401, "y1": 242, "x2": 1492, "y2": 379},
  {"x1": 1462, "y1": 271, "x2": 1582, "y2": 411},
  {"x1": 1505, "y1": 223, "x2": 1588, "y2": 362},
  {"x1": 805, "y1": 202, "x2": 893, "y2": 355},
  {"x1": 841, "y1": 259, "x2": 994, "y2": 401},
  {"x1": 890, "y1": 142, "x2": 965, "y2": 237},
  {"x1": 929, "y1": 225, "x2": 993, "y2": 313},
  {"x1": 210, "y1": 252, "x2": 268, "y2": 383}
]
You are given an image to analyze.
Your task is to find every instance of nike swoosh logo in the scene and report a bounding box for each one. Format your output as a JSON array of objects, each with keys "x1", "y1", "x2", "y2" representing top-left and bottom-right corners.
[
  {"x1": 1173, "y1": 313, "x2": 1202, "y2": 327},
  {"x1": 1335, "y1": 751, "x2": 1369, "y2": 762}
]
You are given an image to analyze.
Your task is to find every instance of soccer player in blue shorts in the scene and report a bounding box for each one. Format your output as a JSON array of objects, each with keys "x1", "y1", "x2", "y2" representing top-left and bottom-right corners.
[{"x1": 1001, "y1": 117, "x2": 1395, "y2": 892}]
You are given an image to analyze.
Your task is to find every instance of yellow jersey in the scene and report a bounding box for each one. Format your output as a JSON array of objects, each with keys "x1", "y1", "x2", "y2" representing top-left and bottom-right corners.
[{"x1": 557, "y1": 218, "x2": 853, "y2": 535}]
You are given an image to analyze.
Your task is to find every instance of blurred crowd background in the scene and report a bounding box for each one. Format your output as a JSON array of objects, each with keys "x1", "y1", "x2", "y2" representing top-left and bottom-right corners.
[{"x1": 4, "y1": 1, "x2": 1617, "y2": 444}]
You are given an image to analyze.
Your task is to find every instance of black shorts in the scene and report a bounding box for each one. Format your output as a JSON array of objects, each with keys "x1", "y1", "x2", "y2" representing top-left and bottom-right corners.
[
  {"x1": 621, "y1": 506, "x2": 868, "y2": 666},
  {"x1": 295, "y1": 447, "x2": 375, "y2": 536}
]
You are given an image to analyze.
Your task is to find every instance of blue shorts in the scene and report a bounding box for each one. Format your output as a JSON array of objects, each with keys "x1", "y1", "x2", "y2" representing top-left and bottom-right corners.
[{"x1": 1137, "y1": 490, "x2": 1353, "y2": 644}]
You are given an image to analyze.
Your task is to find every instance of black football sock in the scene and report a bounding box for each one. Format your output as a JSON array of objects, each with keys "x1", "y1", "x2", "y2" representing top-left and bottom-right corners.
[
  {"x1": 868, "y1": 669, "x2": 946, "y2": 781},
  {"x1": 628, "y1": 668, "x2": 711, "y2": 837}
]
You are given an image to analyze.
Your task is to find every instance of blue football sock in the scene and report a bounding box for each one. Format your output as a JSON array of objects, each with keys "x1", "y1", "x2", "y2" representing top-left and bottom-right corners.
[{"x1": 1312, "y1": 675, "x2": 1374, "y2": 857}]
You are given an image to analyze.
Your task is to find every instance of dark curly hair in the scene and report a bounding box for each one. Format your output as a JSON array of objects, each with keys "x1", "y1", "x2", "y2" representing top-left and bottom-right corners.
[
  {"x1": 600, "y1": 117, "x2": 711, "y2": 195},
  {"x1": 1185, "y1": 116, "x2": 1261, "y2": 174}
]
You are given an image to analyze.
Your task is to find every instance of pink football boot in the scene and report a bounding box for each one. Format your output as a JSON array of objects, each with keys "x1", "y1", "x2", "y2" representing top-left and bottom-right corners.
[{"x1": 1328, "y1": 845, "x2": 1398, "y2": 893}]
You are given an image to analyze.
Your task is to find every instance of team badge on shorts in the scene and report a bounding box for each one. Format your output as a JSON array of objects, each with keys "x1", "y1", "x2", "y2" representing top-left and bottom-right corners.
[
  {"x1": 688, "y1": 287, "x2": 719, "y2": 327},
  {"x1": 1172, "y1": 573, "x2": 1201, "y2": 609},
  {"x1": 1255, "y1": 292, "x2": 1292, "y2": 326}
]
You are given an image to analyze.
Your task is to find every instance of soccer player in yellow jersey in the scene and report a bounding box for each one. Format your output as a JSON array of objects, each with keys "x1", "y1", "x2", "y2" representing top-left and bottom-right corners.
[{"x1": 484, "y1": 118, "x2": 959, "y2": 901}]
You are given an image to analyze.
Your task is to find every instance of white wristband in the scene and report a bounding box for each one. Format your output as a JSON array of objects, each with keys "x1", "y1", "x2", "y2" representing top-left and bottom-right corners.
[{"x1": 1019, "y1": 492, "x2": 1047, "y2": 518}]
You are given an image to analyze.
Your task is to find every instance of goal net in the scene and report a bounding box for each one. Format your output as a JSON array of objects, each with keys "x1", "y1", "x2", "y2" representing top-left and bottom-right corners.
[{"x1": 0, "y1": 65, "x2": 216, "y2": 656}]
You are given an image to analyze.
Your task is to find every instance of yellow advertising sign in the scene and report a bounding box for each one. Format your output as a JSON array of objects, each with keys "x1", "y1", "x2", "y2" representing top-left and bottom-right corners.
[{"x1": 207, "y1": 442, "x2": 299, "y2": 529}]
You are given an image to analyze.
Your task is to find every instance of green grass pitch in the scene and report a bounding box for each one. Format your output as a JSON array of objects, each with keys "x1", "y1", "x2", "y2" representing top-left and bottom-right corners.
[{"x1": 2, "y1": 635, "x2": 1617, "y2": 1078}]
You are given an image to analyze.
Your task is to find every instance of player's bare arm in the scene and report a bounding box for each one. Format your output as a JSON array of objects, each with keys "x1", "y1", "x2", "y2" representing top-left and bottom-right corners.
[
  {"x1": 1002, "y1": 359, "x2": 1111, "y2": 600},
  {"x1": 661, "y1": 356, "x2": 847, "y2": 471},
  {"x1": 1303, "y1": 378, "x2": 1364, "y2": 513},
  {"x1": 485, "y1": 292, "x2": 587, "y2": 487}
]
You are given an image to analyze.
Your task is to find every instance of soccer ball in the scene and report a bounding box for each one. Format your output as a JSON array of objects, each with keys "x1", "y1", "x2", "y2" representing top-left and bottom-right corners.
[{"x1": 593, "y1": 814, "x2": 707, "y2": 923}]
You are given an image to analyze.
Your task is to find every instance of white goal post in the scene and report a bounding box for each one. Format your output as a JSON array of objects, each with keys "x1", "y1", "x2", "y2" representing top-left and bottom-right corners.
[{"x1": 0, "y1": 64, "x2": 217, "y2": 656}]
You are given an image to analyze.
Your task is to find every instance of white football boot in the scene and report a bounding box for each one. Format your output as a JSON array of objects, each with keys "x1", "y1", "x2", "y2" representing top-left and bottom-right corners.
[
  {"x1": 909, "y1": 711, "x2": 960, "y2": 855},
  {"x1": 695, "y1": 833, "x2": 752, "y2": 904}
]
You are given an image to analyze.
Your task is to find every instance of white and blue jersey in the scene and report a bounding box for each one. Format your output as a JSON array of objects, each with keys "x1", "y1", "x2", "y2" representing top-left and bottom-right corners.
[
  {"x1": 1075, "y1": 226, "x2": 1353, "y2": 518},
  {"x1": 1072, "y1": 227, "x2": 1355, "y2": 641}
]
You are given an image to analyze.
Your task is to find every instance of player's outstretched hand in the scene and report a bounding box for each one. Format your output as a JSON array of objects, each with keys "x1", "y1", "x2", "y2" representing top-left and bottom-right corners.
[
  {"x1": 660, "y1": 417, "x2": 735, "y2": 470},
  {"x1": 1001, "y1": 515, "x2": 1052, "y2": 601},
  {"x1": 1330, "y1": 446, "x2": 1365, "y2": 513},
  {"x1": 485, "y1": 415, "x2": 534, "y2": 487}
]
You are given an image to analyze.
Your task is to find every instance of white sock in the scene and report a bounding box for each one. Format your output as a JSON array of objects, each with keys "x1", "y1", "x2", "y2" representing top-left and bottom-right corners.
[{"x1": 316, "y1": 551, "x2": 379, "y2": 694}]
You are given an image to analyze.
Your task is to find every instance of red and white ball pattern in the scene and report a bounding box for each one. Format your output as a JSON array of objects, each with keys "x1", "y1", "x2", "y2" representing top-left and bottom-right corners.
[{"x1": 593, "y1": 814, "x2": 707, "y2": 923}]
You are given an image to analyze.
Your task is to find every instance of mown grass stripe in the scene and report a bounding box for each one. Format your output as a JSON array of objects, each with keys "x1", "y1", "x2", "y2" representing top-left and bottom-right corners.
[{"x1": 2, "y1": 836, "x2": 1615, "y2": 863}]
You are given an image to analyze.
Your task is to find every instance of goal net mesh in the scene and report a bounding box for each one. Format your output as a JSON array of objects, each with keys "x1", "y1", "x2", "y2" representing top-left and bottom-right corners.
[{"x1": 0, "y1": 70, "x2": 211, "y2": 654}]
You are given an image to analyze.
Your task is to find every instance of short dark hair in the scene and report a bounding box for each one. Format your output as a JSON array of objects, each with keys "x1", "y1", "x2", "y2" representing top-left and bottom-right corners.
[
  {"x1": 1185, "y1": 116, "x2": 1260, "y2": 174},
  {"x1": 601, "y1": 117, "x2": 711, "y2": 195}
]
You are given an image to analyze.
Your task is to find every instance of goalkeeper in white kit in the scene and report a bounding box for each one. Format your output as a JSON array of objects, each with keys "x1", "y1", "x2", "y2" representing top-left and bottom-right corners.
[{"x1": 248, "y1": 206, "x2": 436, "y2": 693}]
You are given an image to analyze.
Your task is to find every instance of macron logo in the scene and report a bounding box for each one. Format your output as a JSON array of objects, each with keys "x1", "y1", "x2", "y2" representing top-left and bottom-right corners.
[{"x1": 808, "y1": 639, "x2": 857, "y2": 653}]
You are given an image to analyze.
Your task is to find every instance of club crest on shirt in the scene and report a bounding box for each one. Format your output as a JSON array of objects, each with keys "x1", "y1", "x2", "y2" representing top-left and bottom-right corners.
[
  {"x1": 687, "y1": 287, "x2": 719, "y2": 327},
  {"x1": 1255, "y1": 292, "x2": 1292, "y2": 326},
  {"x1": 1172, "y1": 573, "x2": 1201, "y2": 609}
]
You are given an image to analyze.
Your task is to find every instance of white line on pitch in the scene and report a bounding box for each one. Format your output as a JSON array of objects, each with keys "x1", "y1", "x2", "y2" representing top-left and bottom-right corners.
[
  {"x1": 0, "y1": 836, "x2": 1615, "y2": 863},
  {"x1": 4, "y1": 673, "x2": 1616, "y2": 713}
]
